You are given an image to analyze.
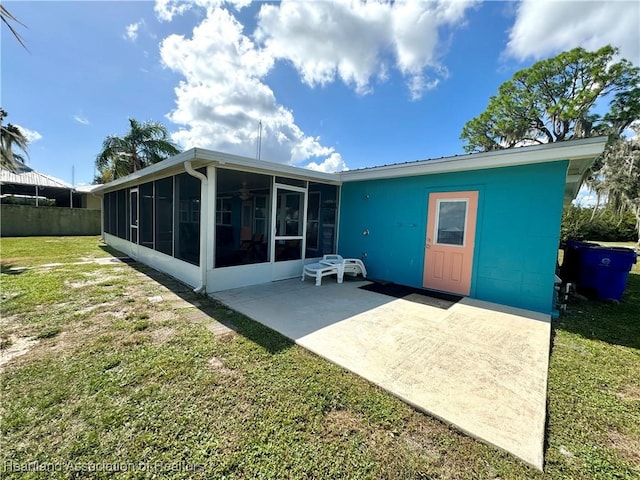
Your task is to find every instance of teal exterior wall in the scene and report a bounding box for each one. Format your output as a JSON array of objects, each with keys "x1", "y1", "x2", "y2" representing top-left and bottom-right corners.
[{"x1": 338, "y1": 161, "x2": 568, "y2": 314}]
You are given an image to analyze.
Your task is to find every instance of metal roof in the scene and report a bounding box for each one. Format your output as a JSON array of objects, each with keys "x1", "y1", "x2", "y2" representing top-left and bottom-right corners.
[
  {"x1": 92, "y1": 137, "x2": 608, "y2": 204},
  {"x1": 340, "y1": 136, "x2": 608, "y2": 180},
  {"x1": 0, "y1": 164, "x2": 72, "y2": 190}
]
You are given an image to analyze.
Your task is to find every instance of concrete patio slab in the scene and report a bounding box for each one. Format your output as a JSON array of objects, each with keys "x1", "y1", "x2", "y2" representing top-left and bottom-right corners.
[{"x1": 213, "y1": 278, "x2": 551, "y2": 470}]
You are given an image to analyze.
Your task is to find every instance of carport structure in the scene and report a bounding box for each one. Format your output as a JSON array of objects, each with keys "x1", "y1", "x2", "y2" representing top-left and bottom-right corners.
[{"x1": 0, "y1": 164, "x2": 82, "y2": 207}]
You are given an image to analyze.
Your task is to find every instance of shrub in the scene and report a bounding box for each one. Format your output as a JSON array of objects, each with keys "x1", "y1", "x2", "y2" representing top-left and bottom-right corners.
[{"x1": 561, "y1": 205, "x2": 638, "y2": 242}]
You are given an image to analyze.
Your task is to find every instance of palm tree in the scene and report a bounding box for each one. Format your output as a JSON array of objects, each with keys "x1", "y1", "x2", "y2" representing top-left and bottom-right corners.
[
  {"x1": 1, "y1": 5, "x2": 28, "y2": 50},
  {"x1": 0, "y1": 108, "x2": 29, "y2": 173},
  {"x1": 95, "y1": 118, "x2": 180, "y2": 182}
]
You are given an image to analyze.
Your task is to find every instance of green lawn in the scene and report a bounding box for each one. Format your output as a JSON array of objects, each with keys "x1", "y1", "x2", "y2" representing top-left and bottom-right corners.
[
  {"x1": 1, "y1": 237, "x2": 639, "y2": 479},
  {"x1": 0, "y1": 236, "x2": 121, "y2": 268}
]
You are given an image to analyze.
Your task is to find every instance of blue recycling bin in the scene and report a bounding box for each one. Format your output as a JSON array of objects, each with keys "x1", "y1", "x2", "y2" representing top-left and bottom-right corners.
[
  {"x1": 577, "y1": 245, "x2": 637, "y2": 301},
  {"x1": 560, "y1": 240, "x2": 599, "y2": 284}
]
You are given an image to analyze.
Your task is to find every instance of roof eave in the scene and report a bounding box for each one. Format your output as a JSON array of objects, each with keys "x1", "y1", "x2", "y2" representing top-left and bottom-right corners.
[
  {"x1": 94, "y1": 148, "x2": 340, "y2": 194},
  {"x1": 339, "y1": 136, "x2": 608, "y2": 183},
  {"x1": 193, "y1": 149, "x2": 339, "y2": 183},
  {"x1": 92, "y1": 149, "x2": 199, "y2": 193}
]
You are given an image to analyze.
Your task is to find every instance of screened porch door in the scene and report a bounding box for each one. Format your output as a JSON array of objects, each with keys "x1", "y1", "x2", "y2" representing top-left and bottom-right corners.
[
  {"x1": 129, "y1": 189, "x2": 138, "y2": 244},
  {"x1": 423, "y1": 191, "x2": 478, "y2": 296},
  {"x1": 272, "y1": 185, "x2": 306, "y2": 263}
]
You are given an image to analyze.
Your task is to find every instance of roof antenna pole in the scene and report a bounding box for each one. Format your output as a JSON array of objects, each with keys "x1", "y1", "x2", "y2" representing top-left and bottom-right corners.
[{"x1": 256, "y1": 120, "x2": 262, "y2": 161}]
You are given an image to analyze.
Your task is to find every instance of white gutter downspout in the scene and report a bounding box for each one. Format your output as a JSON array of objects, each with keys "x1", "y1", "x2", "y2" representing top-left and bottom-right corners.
[{"x1": 184, "y1": 161, "x2": 208, "y2": 294}]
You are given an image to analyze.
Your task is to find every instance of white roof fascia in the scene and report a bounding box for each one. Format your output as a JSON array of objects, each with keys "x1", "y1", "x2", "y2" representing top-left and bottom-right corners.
[
  {"x1": 92, "y1": 137, "x2": 607, "y2": 202},
  {"x1": 75, "y1": 184, "x2": 103, "y2": 193},
  {"x1": 93, "y1": 149, "x2": 199, "y2": 193},
  {"x1": 193, "y1": 149, "x2": 339, "y2": 184},
  {"x1": 94, "y1": 148, "x2": 340, "y2": 194},
  {"x1": 339, "y1": 136, "x2": 608, "y2": 182}
]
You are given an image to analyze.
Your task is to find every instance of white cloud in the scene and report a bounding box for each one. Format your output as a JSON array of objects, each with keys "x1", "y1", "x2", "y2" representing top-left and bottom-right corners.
[
  {"x1": 506, "y1": 1, "x2": 640, "y2": 64},
  {"x1": 15, "y1": 125, "x2": 42, "y2": 144},
  {"x1": 73, "y1": 115, "x2": 90, "y2": 125},
  {"x1": 124, "y1": 20, "x2": 143, "y2": 42},
  {"x1": 155, "y1": 0, "x2": 194, "y2": 22},
  {"x1": 124, "y1": 18, "x2": 157, "y2": 42},
  {"x1": 156, "y1": 0, "x2": 474, "y2": 169},
  {"x1": 159, "y1": 6, "x2": 339, "y2": 167},
  {"x1": 305, "y1": 152, "x2": 348, "y2": 173},
  {"x1": 256, "y1": 0, "x2": 473, "y2": 99},
  {"x1": 155, "y1": 0, "x2": 251, "y2": 22}
]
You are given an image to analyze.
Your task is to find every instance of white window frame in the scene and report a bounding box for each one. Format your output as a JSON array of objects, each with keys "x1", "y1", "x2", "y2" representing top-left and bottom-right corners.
[
  {"x1": 216, "y1": 196, "x2": 232, "y2": 226},
  {"x1": 434, "y1": 198, "x2": 469, "y2": 247}
]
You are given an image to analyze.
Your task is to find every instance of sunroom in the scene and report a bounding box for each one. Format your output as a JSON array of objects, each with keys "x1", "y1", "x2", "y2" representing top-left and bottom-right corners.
[{"x1": 98, "y1": 149, "x2": 340, "y2": 293}]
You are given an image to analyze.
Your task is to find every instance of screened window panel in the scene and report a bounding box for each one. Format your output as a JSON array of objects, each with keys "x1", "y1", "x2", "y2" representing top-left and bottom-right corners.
[
  {"x1": 305, "y1": 191, "x2": 320, "y2": 252},
  {"x1": 275, "y1": 176, "x2": 306, "y2": 188},
  {"x1": 139, "y1": 182, "x2": 154, "y2": 249},
  {"x1": 174, "y1": 173, "x2": 201, "y2": 265},
  {"x1": 215, "y1": 168, "x2": 270, "y2": 267},
  {"x1": 103, "y1": 193, "x2": 111, "y2": 234},
  {"x1": 108, "y1": 192, "x2": 117, "y2": 235},
  {"x1": 306, "y1": 183, "x2": 337, "y2": 258},
  {"x1": 155, "y1": 177, "x2": 174, "y2": 256},
  {"x1": 116, "y1": 189, "x2": 128, "y2": 240}
]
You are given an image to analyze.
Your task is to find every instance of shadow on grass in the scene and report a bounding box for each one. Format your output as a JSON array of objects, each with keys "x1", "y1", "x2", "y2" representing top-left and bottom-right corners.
[
  {"x1": 1, "y1": 263, "x2": 25, "y2": 275},
  {"x1": 98, "y1": 243, "x2": 130, "y2": 258},
  {"x1": 97, "y1": 244, "x2": 292, "y2": 355},
  {"x1": 137, "y1": 263, "x2": 293, "y2": 354},
  {"x1": 557, "y1": 273, "x2": 640, "y2": 350}
]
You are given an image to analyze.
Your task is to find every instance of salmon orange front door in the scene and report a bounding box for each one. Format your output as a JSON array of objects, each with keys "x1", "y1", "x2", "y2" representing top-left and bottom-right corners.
[{"x1": 423, "y1": 191, "x2": 478, "y2": 296}]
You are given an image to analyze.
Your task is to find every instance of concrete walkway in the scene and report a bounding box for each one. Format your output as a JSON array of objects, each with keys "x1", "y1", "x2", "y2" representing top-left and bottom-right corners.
[{"x1": 213, "y1": 278, "x2": 551, "y2": 470}]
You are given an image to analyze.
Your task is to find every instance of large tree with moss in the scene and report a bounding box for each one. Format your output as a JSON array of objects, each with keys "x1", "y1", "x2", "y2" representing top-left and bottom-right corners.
[
  {"x1": 591, "y1": 127, "x2": 640, "y2": 245},
  {"x1": 460, "y1": 46, "x2": 640, "y2": 152}
]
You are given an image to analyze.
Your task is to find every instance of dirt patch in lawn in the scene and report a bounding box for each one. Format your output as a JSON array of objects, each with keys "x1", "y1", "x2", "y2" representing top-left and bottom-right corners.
[
  {"x1": 207, "y1": 355, "x2": 244, "y2": 384},
  {"x1": 400, "y1": 417, "x2": 442, "y2": 460},
  {"x1": 615, "y1": 384, "x2": 640, "y2": 402},
  {"x1": 66, "y1": 275, "x2": 123, "y2": 290},
  {"x1": 323, "y1": 409, "x2": 364, "y2": 437},
  {"x1": 149, "y1": 326, "x2": 177, "y2": 345},
  {"x1": 0, "y1": 335, "x2": 39, "y2": 370},
  {"x1": 75, "y1": 301, "x2": 119, "y2": 316},
  {"x1": 607, "y1": 429, "x2": 640, "y2": 466}
]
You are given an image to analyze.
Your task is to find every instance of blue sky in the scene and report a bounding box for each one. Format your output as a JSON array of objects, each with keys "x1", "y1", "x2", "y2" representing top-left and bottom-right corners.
[{"x1": 2, "y1": 1, "x2": 639, "y2": 187}]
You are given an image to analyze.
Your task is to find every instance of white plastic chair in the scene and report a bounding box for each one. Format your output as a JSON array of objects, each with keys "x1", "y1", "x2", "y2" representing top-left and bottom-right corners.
[{"x1": 321, "y1": 254, "x2": 367, "y2": 278}]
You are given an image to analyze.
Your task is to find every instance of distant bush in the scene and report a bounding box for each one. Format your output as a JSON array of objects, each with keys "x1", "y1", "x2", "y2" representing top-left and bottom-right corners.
[{"x1": 561, "y1": 205, "x2": 638, "y2": 242}]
